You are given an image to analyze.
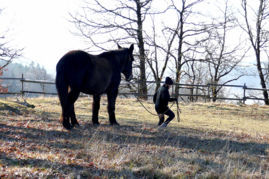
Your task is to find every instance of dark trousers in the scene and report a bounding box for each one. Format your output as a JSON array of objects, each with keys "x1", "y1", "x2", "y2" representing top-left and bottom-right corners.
[{"x1": 157, "y1": 108, "x2": 175, "y2": 126}]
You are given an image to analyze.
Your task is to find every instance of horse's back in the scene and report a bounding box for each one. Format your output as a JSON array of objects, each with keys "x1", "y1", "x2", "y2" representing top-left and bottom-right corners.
[
  {"x1": 56, "y1": 50, "x2": 113, "y2": 94},
  {"x1": 56, "y1": 50, "x2": 92, "y2": 73},
  {"x1": 56, "y1": 50, "x2": 92, "y2": 87}
]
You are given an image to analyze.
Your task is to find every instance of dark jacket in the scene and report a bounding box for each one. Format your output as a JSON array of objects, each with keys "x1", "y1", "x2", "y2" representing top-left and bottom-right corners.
[{"x1": 153, "y1": 85, "x2": 177, "y2": 113}]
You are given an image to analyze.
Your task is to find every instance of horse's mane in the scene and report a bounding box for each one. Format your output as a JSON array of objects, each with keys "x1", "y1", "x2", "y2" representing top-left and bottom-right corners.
[{"x1": 98, "y1": 49, "x2": 128, "y2": 60}]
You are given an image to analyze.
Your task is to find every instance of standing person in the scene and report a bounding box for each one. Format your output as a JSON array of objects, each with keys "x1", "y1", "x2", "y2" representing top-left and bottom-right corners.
[{"x1": 153, "y1": 77, "x2": 177, "y2": 127}]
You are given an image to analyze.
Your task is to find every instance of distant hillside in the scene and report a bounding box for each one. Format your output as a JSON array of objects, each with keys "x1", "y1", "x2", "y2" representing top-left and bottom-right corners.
[{"x1": 0, "y1": 62, "x2": 56, "y2": 96}]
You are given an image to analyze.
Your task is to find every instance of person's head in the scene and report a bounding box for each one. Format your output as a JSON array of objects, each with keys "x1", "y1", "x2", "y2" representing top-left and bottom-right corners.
[{"x1": 165, "y1": 77, "x2": 173, "y2": 88}]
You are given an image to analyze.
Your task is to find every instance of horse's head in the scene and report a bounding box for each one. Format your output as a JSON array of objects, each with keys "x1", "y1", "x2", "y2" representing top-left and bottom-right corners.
[{"x1": 118, "y1": 44, "x2": 134, "y2": 81}]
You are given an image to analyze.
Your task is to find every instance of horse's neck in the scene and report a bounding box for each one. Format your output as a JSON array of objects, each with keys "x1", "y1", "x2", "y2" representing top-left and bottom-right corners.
[{"x1": 101, "y1": 51, "x2": 122, "y2": 65}]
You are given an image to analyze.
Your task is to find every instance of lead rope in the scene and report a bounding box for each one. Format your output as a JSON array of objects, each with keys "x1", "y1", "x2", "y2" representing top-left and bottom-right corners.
[
  {"x1": 135, "y1": 96, "x2": 158, "y2": 116},
  {"x1": 176, "y1": 100, "x2": 180, "y2": 122},
  {"x1": 125, "y1": 81, "x2": 181, "y2": 122},
  {"x1": 135, "y1": 95, "x2": 180, "y2": 122}
]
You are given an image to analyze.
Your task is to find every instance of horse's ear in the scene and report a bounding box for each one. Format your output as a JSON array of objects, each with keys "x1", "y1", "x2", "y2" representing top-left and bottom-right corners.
[
  {"x1": 117, "y1": 44, "x2": 122, "y2": 49},
  {"x1": 129, "y1": 44, "x2": 134, "y2": 52}
]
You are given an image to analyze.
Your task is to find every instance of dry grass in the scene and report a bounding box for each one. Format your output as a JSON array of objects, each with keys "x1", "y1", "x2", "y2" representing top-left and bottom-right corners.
[{"x1": 0, "y1": 97, "x2": 268, "y2": 178}]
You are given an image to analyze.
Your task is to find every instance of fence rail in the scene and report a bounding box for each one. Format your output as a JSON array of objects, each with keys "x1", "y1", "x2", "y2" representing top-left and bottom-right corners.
[{"x1": 0, "y1": 74, "x2": 268, "y2": 104}]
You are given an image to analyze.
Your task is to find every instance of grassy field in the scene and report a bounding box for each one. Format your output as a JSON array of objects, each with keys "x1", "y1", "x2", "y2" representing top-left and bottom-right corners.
[{"x1": 0, "y1": 97, "x2": 268, "y2": 178}]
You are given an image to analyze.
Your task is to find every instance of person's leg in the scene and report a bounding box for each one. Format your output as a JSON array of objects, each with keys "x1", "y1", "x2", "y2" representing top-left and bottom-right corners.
[
  {"x1": 158, "y1": 114, "x2": 164, "y2": 126},
  {"x1": 160, "y1": 109, "x2": 175, "y2": 127},
  {"x1": 155, "y1": 107, "x2": 165, "y2": 126}
]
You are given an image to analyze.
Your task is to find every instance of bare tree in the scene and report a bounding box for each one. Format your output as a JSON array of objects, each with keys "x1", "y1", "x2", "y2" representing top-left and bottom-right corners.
[
  {"x1": 144, "y1": 14, "x2": 179, "y2": 92},
  {"x1": 0, "y1": 9, "x2": 21, "y2": 69},
  {"x1": 0, "y1": 20, "x2": 21, "y2": 71},
  {"x1": 201, "y1": 0, "x2": 246, "y2": 102},
  {"x1": 0, "y1": 40, "x2": 21, "y2": 68},
  {"x1": 265, "y1": 51, "x2": 269, "y2": 85},
  {"x1": 185, "y1": 48, "x2": 209, "y2": 102},
  {"x1": 0, "y1": 9, "x2": 22, "y2": 93},
  {"x1": 240, "y1": 0, "x2": 269, "y2": 105},
  {"x1": 70, "y1": 0, "x2": 156, "y2": 99},
  {"x1": 168, "y1": 0, "x2": 210, "y2": 99}
]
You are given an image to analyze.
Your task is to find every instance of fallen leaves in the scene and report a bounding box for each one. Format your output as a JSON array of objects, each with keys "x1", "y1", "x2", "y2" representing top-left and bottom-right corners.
[{"x1": 88, "y1": 161, "x2": 94, "y2": 167}]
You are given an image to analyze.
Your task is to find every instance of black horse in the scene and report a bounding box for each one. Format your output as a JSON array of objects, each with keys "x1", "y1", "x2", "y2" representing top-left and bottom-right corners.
[{"x1": 56, "y1": 44, "x2": 134, "y2": 130}]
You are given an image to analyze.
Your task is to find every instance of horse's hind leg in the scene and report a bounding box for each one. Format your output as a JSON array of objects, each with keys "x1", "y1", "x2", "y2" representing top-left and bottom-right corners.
[
  {"x1": 57, "y1": 85, "x2": 72, "y2": 130},
  {"x1": 107, "y1": 91, "x2": 119, "y2": 125},
  {"x1": 60, "y1": 104, "x2": 72, "y2": 130},
  {"x1": 92, "y1": 94, "x2": 101, "y2": 125},
  {"x1": 68, "y1": 90, "x2": 80, "y2": 127},
  {"x1": 70, "y1": 104, "x2": 79, "y2": 127}
]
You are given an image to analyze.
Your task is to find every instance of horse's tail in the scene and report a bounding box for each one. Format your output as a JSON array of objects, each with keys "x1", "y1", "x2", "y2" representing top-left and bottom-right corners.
[{"x1": 55, "y1": 70, "x2": 68, "y2": 123}]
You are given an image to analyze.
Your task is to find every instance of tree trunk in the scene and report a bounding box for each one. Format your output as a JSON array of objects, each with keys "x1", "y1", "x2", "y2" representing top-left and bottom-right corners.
[
  {"x1": 189, "y1": 87, "x2": 194, "y2": 102},
  {"x1": 175, "y1": 12, "x2": 184, "y2": 100},
  {"x1": 136, "y1": 0, "x2": 148, "y2": 99},
  {"x1": 175, "y1": 64, "x2": 182, "y2": 99},
  {"x1": 155, "y1": 78, "x2": 161, "y2": 92},
  {"x1": 242, "y1": 0, "x2": 269, "y2": 105},
  {"x1": 256, "y1": 52, "x2": 269, "y2": 105},
  {"x1": 211, "y1": 86, "x2": 217, "y2": 102}
]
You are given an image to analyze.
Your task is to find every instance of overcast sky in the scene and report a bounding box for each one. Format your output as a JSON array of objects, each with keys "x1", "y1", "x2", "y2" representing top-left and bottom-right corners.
[{"x1": 1, "y1": 0, "x2": 88, "y2": 75}]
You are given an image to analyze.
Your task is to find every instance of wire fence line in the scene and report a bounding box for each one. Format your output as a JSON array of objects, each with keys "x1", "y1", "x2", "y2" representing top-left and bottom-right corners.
[{"x1": 0, "y1": 74, "x2": 268, "y2": 104}]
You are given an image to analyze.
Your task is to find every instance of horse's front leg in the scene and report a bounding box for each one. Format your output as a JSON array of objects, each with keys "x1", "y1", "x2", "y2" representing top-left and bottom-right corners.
[
  {"x1": 92, "y1": 94, "x2": 101, "y2": 125},
  {"x1": 107, "y1": 90, "x2": 119, "y2": 125}
]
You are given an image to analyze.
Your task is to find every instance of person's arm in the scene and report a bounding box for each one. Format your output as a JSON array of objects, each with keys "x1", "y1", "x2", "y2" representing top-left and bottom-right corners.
[
  {"x1": 163, "y1": 88, "x2": 170, "y2": 102},
  {"x1": 163, "y1": 88, "x2": 177, "y2": 102}
]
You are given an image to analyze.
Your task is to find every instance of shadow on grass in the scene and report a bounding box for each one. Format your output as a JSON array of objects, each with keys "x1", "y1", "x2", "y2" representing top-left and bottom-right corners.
[
  {"x1": 94, "y1": 121, "x2": 269, "y2": 156},
  {"x1": 1, "y1": 117, "x2": 267, "y2": 156},
  {"x1": 0, "y1": 117, "x2": 268, "y2": 177},
  {"x1": 0, "y1": 123, "x2": 89, "y2": 150},
  {"x1": 0, "y1": 150, "x2": 172, "y2": 178}
]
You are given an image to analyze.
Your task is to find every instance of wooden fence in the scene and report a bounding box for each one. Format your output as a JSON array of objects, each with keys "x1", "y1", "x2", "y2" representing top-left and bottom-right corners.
[
  {"x1": 0, "y1": 74, "x2": 269, "y2": 104},
  {"x1": 0, "y1": 74, "x2": 57, "y2": 96},
  {"x1": 130, "y1": 81, "x2": 269, "y2": 104}
]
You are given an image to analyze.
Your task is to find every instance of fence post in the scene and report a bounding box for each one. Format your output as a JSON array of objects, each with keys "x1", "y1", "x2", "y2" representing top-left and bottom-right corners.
[
  {"x1": 42, "y1": 83, "x2": 45, "y2": 97},
  {"x1": 21, "y1": 74, "x2": 24, "y2": 98},
  {"x1": 207, "y1": 83, "x2": 210, "y2": 102},
  {"x1": 137, "y1": 80, "x2": 140, "y2": 98},
  {"x1": 196, "y1": 85, "x2": 199, "y2": 102},
  {"x1": 172, "y1": 83, "x2": 175, "y2": 98},
  {"x1": 243, "y1": 83, "x2": 247, "y2": 104}
]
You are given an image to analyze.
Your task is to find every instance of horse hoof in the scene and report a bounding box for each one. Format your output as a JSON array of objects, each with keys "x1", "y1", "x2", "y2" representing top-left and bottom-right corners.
[
  {"x1": 110, "y1": 122, "x2": 120, "y2": 126},
  {"x1": 63, "y1": 122, "x2": 73, "y2": 130},
  {"x1": 71, "y1": 122, "x2": 80, "y2": 128},
  {"x1": 93, "y1": 122, "x2": 100, "y2": 126},
  {"x1": 63, "y1": 125, "x2": 72, "y2": 130}
]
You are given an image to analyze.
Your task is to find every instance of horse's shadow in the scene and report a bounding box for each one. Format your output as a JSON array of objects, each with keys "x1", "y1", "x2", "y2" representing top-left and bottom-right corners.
[
  {"x1": 1, "y1": 120, "x2": 268, "y2": 156},
  {"x1": 1, "y1": 119, "x2": 268, "y2": 177}
]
